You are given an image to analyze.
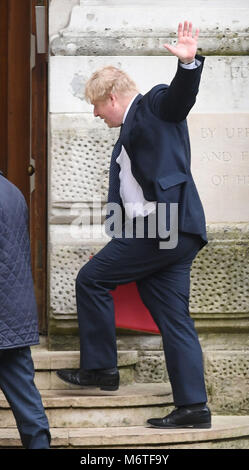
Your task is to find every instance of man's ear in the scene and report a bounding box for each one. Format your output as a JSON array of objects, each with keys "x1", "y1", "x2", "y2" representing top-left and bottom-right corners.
[{"x1": 109, "y1": 93, "x2": 117, "y2": 106}]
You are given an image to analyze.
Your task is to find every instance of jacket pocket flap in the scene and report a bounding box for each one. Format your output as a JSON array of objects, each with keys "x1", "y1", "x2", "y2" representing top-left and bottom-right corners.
[{"x1": 158, "y1": 172, "x2": 188, "y2": 190}]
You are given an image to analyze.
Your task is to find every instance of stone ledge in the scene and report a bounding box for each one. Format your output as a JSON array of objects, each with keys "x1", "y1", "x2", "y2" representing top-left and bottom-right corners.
[
  {"x1": 50, "y1": 1, "x2": 249, "y2": 56},
  {"x1": 1, "y1": 416, "x2": 249, "y2": 448},
  {"x1": 31, "y1": 347, "x2": 138, "y2": 370},
  {"x1": 0, "y1": 384, "x2": 172, "y2": 410},
  {"x1": 0, "y1": 384, "x2": 173, "y2": 429},
  {"x1": 28, "y1": 347, "x2": 138, "y2": 389}
]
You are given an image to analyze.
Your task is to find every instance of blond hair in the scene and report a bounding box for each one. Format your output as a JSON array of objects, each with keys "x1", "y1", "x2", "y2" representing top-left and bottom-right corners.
[{"x1": 85, "y1": 66, "x2": 139, "y2": 103}]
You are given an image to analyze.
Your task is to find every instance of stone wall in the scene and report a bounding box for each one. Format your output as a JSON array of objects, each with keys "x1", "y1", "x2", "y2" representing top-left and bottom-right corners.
[{"x1": 48, "y1": 0, "x2": 249, "y2": 413}]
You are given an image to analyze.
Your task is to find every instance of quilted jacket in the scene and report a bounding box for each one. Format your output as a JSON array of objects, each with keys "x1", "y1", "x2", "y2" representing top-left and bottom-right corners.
[{"x1": 0, "y1": 172, "x2": 39, "y2": 350}]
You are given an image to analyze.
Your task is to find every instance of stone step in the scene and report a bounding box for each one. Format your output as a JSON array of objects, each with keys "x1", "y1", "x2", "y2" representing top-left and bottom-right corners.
[
  {"x1": 31, "y1": 347, "x2": 138, "y2": 390},
  {"x1": 1, "y1": 416, "x2": 249, "y2": 448},
  {"x1": 0, "y1": 384, "x2": 173, "y2": 428}
]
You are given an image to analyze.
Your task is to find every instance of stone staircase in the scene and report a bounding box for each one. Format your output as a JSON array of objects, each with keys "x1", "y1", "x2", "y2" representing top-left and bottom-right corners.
[{"x1": 0, "y1": 345, "x2": 249, "y2": 449}]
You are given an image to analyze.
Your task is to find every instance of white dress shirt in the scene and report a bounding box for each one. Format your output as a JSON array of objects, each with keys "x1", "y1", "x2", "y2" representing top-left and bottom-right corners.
[{"x1": 116, "y1": 59, "x2": 199, "y2": 219}]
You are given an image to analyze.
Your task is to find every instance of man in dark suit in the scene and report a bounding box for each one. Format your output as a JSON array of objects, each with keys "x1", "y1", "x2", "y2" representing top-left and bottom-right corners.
[{"x1": 57, "y1": 21, "x2": 211, "y2": 429}]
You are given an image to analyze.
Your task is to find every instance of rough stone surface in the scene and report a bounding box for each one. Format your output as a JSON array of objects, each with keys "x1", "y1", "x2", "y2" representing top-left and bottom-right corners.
[
  {"x1": 49, "y1": 0, "x2": 79, "y2": 38},
  {"x1": 30, "y1": 348, "x2": 138, "y2": 388},
  {"x1": 204, "y1": 351, "x2": 249, "y2": 415},
  {"x1": 49, "y1": 57, "x2": 249, "y2": 113},
  {"x1": 50, "y1": 1, "x2": 249, "y2": 56},
  {"x1": 49, "y1": 110, "x2": 249, "y2": 222},
  {"x1": 49, "y1": 114, "x2": 117, "y2": 203},
  {"x1": 135, "y1": 351, "x2": 168, "y2": 384},
  {"x1": 1, "y1": 416, "x2": 249, "y2": 448},
  {"x1": 49, "y1": 229, "x2": 249, "y2": 321},
  {"x1": 0, "y1": 383, "x2": 173, "y2": 428},
  {"x1": 30, "y1": 346, "x2": 249, "y2": 416}
]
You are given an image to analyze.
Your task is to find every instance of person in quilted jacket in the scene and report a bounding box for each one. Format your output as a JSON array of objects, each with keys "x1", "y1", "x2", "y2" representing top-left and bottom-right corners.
[{"x1": 0, "y1": 171, "x2": 50, "y2": 449}]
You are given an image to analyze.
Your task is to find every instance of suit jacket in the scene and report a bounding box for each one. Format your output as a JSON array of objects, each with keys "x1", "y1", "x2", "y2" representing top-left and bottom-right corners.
[{"x1": 120, "y1": 55, "x2": 207, "y2": 249}]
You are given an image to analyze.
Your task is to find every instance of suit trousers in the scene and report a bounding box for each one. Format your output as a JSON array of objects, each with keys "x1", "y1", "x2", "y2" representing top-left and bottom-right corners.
[
  {"x1": 0, "y1": 346, "x2": 50, "y2": 449},
  {"x1": 76, "y1": 220, "x2": 207, "y2": 406}
]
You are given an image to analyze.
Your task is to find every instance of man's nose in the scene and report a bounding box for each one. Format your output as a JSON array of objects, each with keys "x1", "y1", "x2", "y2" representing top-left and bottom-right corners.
[{"x1": 93, "y1": 106, "x2": 98, "y2": 117}]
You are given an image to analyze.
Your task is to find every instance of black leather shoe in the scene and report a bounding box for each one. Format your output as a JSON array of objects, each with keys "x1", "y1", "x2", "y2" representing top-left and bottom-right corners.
[
  {"x1": 56, "y1": 367, "x2": 119, "y2": 391},
  {"x1": 147, "y1": 405, "x2": 211, "y2": 429}
]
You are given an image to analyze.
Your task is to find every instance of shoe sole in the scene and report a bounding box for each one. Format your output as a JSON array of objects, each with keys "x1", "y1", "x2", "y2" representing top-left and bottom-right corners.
[
  {"x1": 100, "y1": 385, "x2": 119, "y2": 391},
  {"x1": 56, "y1": 371, "x2": 119, "y2": 391},
  {"x1": 147, "y1": 422, "x2": 211, "y2": 429}
]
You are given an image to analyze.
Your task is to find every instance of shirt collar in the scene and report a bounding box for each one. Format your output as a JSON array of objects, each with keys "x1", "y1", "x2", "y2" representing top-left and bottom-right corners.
[{"x1": 122, "y1": 93, "x2": 139, "y2": 124}]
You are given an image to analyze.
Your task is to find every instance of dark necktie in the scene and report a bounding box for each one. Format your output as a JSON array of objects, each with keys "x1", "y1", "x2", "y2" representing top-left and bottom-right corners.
[{"x1": 107, "y1": 126, "x2": 123, "y2": 206}]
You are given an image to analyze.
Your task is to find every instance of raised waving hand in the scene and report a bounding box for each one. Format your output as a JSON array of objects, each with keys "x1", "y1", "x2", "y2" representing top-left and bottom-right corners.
[{"x1": 163, "y1": 21, "x2": 199, "y2": 64}]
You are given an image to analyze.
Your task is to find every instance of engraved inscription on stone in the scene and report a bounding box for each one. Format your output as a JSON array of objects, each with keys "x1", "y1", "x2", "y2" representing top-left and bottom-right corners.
[{"x1": 188, "y1": 114, "x2": 249, "y2": 223}]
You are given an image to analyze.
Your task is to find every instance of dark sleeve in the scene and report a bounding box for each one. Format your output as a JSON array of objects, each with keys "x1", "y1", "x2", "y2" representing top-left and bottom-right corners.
[{"x1": 148, "y1": 54, "x2": 205, "y2": 122}]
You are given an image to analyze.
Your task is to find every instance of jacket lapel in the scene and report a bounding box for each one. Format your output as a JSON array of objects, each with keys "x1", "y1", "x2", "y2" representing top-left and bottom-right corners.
[{"x1": 120, "y1": 93, "x2": 143, "y2": 147}]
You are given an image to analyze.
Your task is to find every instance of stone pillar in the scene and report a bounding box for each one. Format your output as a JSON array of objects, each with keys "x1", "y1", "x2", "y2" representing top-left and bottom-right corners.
[{"x1": 48, "y1": 0, "x2": 249, "y2": 413}]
